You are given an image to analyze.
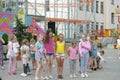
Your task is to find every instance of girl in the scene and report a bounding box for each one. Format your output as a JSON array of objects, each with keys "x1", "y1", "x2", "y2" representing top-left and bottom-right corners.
[
  {"x1": 30, "y1": 38, "x2": 36, "y2": 70},
  {"x1": 20, "y1": 48, "x2": 28, "y2": 77},
  {"x1": 7, "y1": 35, "x2": 16, "y2": 75},
  {"x1": 79, "y1": 34, "x2": 91, "y2": 78},
  {"x1": 35, "y1": 34, "x2": 46, "y2": 80},
  {"x1": 0, "y1": 36, "x2": 5, "y2": 70},
  {"x1": 13, "y1": 36, "x2": 20, "y2": 72},
  {"x1": 56, "y1": 33, "x2": 66, "y2": 79},
  {"x1": 44, "y1": 29, "x2": 55, "y2": 79},
  {"x1": 116, "y1": 35, "x2": 120, "y2": 59},
  {"x1": 68, "y1": 40, "x2": 78, "y2": 78},
  {"x1": 20, "y1": 39, "x2": 31, "y2": 75},
  {"x1": 91, "y1": 40, "x2": 98, "y2": 71}
]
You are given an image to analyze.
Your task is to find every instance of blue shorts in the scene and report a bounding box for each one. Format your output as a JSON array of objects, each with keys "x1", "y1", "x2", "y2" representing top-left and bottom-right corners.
[
  {"x1": 31, "y1": 54, "x2": 35, "y2": 59},
  {"x1": 46, "y1": 53, "x2": 54, "y2": 56}
]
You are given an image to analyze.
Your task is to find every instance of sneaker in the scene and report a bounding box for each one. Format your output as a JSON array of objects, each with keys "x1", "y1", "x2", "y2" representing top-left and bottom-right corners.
[
  {"x1": 59, "y1": 75, "x2": 63, "y2": 79},
  {"x1": 12, "y1": 71, "x2": 16, "y2": 75},
  {"x1": 44, "y1": 76, "x2": 49, "y2": 80},
  {"x1": 81, "y1": 73, "x2": 85, "y2": 78},
  {"x1": 40, "y1": 76, "x2": 45, "y2": 80},
  {"x1": 49, "y1": 75, "x2": 53, "y2": 79},
  {"x1": 35, "y1": 77, "x2": 39, "y2": 80},
  {"x1": 1, "y1": 66, "x2": 5, "y2": 70},
  {"x1": 8, "y1": 72, "x2": 11, "y2": 76},
  {"x1": 119, "y1": 57, "x2": 120, "y2": 59},
  {"x1": 73, "y1": 74, "x2": 77, "y2": 78},
  {"x1": 20, "y1": 73, "x2": 27, "y2": 77},
  {"x1": 70, "y1": 75, "x2": 73, "y2": 78},
  {"x1": 84, "y1": 73, "x2": 88, "y2": 77},
  {"x1": 27, "y1": 72, "x2": 31, "y2": 75}
]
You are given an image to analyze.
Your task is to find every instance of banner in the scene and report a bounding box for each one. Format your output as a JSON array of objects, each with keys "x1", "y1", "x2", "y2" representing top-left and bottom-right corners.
[
  {"x1": 0, "y1": 13, "x2": 15, "y2": 36},
  {"x1": 27, "y1": 20, "x2": 45, "y2": 36}
]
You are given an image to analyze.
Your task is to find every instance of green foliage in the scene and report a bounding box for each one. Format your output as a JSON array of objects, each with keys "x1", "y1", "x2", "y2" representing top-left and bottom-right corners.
[
  {"x1": 2, "y1": 34, "x2": 8, "y2": 45},
  {"x1": 15, "y1": 17, "x2": 32, "y2": 45}
]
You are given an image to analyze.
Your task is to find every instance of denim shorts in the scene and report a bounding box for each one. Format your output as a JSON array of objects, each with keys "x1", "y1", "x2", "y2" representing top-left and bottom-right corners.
[
  {"x1": 31, "y1": 54, "x2": 35, "y2": 59},
  {"x1": 46, "y1": 53, "x2": 54, "y2": 56}
]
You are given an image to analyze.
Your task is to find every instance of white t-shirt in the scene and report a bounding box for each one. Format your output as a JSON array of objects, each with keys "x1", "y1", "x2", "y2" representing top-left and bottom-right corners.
[
  {"x1": 22, "y1": 54, "x2": 28, "y2": 64},
  {"x1": 117, "y1": 39, "x2": 120, "y2": 44},
  {"x1": 13, "y1": 42, "x2": 20, "y2": 54},
  {"x1": 20, "y1": 45, "x2": 30, "y2": 58},
  {"x1": 97, "y1": 52, "x2": 105, "y2": 62},
  {"x1": 30, "y1": 44, "x2": 35, "y2": 54}
]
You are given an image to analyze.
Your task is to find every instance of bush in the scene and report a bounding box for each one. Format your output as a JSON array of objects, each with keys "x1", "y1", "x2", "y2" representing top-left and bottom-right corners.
[{"x1": 2, "y1": 34, "x2": 8, "y2": 45}]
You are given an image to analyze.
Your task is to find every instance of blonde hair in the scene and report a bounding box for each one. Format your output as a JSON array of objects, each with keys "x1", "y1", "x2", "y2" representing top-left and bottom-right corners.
[
  {"x1": 22, "y1": 39, "x2": 29, "y2": 45},
  {"x1": 30, "y1": 38, "x2": 35, "y2": 44},
  {"x1": 9, "y1": 35, "x2": 15, "y2": 41},
  {"x1": 21, "y1": 48, "x2": 26, "y2": 55}
]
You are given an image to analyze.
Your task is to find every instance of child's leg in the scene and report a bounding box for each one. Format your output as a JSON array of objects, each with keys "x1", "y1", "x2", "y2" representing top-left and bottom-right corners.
[
  {"x1": 59, "y1": 58, "x2": 64, "y2": 76},
  {"x1": 73, "y1": 60, "x2": 77, "y2": 74},
  {"x1": 0, "y1": 53, "x2": 4, "y2": 67},
  {"x1": 8, "y1": 57, "x2": 12, "y2": 73},
  {"x1": 69, "y1": 59, "x2": 73, "y2": 75},
  {"x1": 84, "y1": 53, "x2": 89, "y2": 73},
  {"x1": 27, "y1": 63, "x2": 31, "y2": 73},
  {"x1": 94, "y1": 58, "x2": 97, "y2": 69},
  {"x1": 56, "y1": 56, "x2": 61, "y2": 76},
  {"x1": 35, "y1": 61, "x2": 41, "y2": 79}
]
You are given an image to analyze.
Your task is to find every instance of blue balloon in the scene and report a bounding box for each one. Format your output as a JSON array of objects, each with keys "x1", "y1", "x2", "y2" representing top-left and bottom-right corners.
[{"x1": 25, "y1": 16, "x2": 32, "y2": 26}]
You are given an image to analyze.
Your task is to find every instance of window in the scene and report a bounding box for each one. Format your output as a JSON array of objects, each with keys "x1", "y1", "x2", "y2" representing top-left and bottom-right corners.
[
  {"x1": 117, "y1": 5, "x2": 119, "y2": 8},
  {"x1": 91, "y1": 3, "x2": 94, "y2": 12},
  {"x1": 96, "y1": 22, "x2": 99, "y2": 30},
  {"x1": 100, "y1": 2, "x2": 104, "y2": 14},
  {"x1": 86, "y1": 4, "x2": 89, "y2": 11},
  {"x1": 79, "y1": 24, "x2": 83, "y2": 33},
  {"x1": 79, "y1": 6, "x2": 83, "y2": 11},
  {"x1": 111, "y1": 13, "x2": 114, "y2": 24},
  {"x1": 86, "y1": 24, "x2": 89, "y2": 34},
  {"x1": 96, "y1": 1, "x2": 99, "y2": 13},
  {"x1": 111, "y1": 0, "x2": 114, "y2": 5}
]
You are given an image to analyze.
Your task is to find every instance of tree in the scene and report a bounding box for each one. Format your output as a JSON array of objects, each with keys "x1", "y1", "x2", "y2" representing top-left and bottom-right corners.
[{"x1": 14, "y1": 17, "x2": 32, "y2": 45}]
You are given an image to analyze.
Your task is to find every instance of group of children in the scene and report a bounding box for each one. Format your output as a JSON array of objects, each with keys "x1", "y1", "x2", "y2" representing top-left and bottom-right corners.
[{"x1": 0, "y1": 29, "x2": 106, "y2": 80}]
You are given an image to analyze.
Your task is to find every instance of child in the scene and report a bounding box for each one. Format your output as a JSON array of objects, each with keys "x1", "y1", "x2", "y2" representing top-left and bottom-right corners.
[
  {"x1": 20, "y1": 48, "x2": 28, "y2": 77},
  {"x1": 35, "y1": 34, "x2": 46, "y2": 80},
  {"x1": 68, "y1": 40, "x2": 78, "y2": 78},
  {"x1": 79, "y1": 34, "x2": 91, "y2": 78},
  {"x1": 7, "y1": 35, "x2": 16, "y2": 75},
  {"x1": 116, "y1": 35, "x2": 120, "y2": 59},
  {"x1": 13, "y1": 36, "x2": 20, "y2": 72},
  {"x1": 44, "y1": 29, "x2": 55, "y2": 79},
  {"x1": 97, "y1": 50, "x2": 105, "y2": 69},
  {"x1": 30, "y1": 38, "x2": 36, "y2": 70},
  {"x1": 91, "y1": 40, "x2": 98, "y2": 71},
  {"x1": 55, "y1": 33, "x2": 66, "y2": 79},
  {"x1": 0, "y1": 36, "x2": 5, "y2": 70},
  {"x1": 20, "y1": 39, "x2": 30, "y2": 77}
]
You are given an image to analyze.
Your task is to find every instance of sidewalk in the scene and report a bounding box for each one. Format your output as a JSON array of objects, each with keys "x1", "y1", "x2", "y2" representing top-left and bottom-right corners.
[{"x1": 0, "y1": 48, "x2": 120, "y2": 80}]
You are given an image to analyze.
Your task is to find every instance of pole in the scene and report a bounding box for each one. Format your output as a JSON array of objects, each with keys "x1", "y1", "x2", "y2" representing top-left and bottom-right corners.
[
  {"x1": 16, "y1": 0, "x2": 18, "y2": 14},
  {"x1": 67, "y1": 0, "x2": 70, "y2": 40},
  {"x1": 25, "y1": 0, "x2": 28, "y2": 26},
  {"x1": 35, "y1": 0, "x2": 37, "y2": 16},
  {"x1": 44, "y1": 0, "x2": 47, "y2": 31},
  {"x1": 93, "y1": 0, "x2": 96, "y2": 30}
]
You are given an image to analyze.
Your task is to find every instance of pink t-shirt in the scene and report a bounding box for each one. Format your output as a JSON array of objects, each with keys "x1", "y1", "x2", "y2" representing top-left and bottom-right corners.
[
  {"x1": 44, "y1": 38, "x2": 54, "y2": 54},
  {"x1": 68, "y1": 47, "x2": 78, "y2": 60}
]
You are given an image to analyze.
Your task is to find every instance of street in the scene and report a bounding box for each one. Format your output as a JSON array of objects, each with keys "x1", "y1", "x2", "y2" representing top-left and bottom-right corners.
[{"x1": 0, "y1": 47, "x2": 120, "y2": 80}]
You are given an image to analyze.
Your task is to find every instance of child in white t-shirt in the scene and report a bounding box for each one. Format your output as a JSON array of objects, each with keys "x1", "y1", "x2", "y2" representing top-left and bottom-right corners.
[
  {"x1": 20, "y1": 48, "x2": 28, "y2": 77},
  {"x1": 13, "y1": 37, "x2": 20, "y2": 72},
  {"x1": 96, "y1": 50, "x2": 105, "y2": 69}
]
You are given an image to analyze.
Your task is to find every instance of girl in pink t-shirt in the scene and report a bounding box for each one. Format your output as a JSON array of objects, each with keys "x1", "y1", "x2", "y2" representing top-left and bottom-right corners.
[
  {"x1": 68, "y1": 41, "x2": 78, "y2": 78},
  {"x1": 44, "y1": 29, "x2": 55, "y2": 79}
]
